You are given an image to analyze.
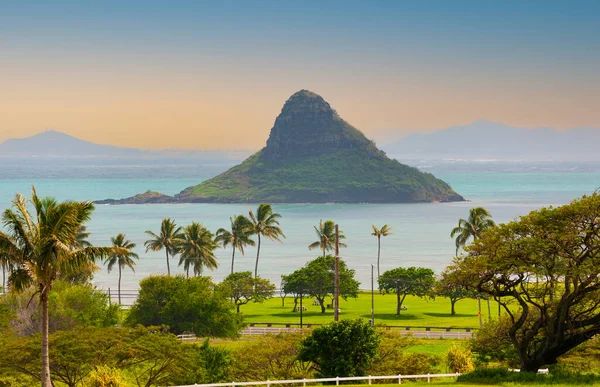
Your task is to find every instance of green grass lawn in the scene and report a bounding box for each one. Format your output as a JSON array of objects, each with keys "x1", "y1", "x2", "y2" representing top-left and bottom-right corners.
[{"x1": 240, "y1": 292, "x2": 496, "y2": 328}]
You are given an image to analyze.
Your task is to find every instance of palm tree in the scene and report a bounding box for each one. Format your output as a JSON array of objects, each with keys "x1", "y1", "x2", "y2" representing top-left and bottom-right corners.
[
  {"x1": 0, "y1": 188, "x2": 117, "y2": 387},
  {"x1": 106, "y1": 233, "x2": 138, "y2": 305},
  {"x1": 248, "y1": 203, "x2": 285, "y2": 278},
  {"x1": 371, "y1": 224, "x2": 393, "y2": 279},
  {"x1": 215, "y1": 215, "x2": 255, "y2": 274},
  {"x1": 177, "y1": 222, "x2": 219, "y2": 277},
  {"x1": 450, "y1": 207, "x2": 496, "y2": 254},
  {"x1": 308, "y1": 219, "x2": 347, "y2": 258},
  {"x1": 144, "y1": 218, "x2": 182, "y2": 276}
]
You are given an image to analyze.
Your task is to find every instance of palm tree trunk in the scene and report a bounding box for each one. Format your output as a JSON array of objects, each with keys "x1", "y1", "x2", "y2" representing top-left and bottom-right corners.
[
  {"x1": 231, "y1": 245, "x2": 236, "y2": 274},
  {"x1": 322, "y1": 247, "x2": 326, "y2": 259},
  {"x1": 254, "y1": 234, "x2": 261, "y2": 278},
  {"x1": 186, "y1": 266, "x2": 189, "y2": 278},
  {"x1": 118, "y1": 266, "x2": 122, "y2": 305},
  {"x1": 377, "y1": 236, "x2": 381, "y2": 280},
  {"x1": 2, "y1": 264, "x2": 5, "y2": 293},
  {"x1": 41, "y1": 285, "x2": 52, "y2": 387},
  {"x1": 166, "y1": 250, "x2": 170, "y2": 276}
]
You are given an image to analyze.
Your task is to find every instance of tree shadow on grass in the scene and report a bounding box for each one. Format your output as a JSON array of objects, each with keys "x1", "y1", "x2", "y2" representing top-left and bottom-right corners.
[
  {"x1": 423, "y1": 312, "x2": 475, "y2": 318},
  {"x1": 360, "y1": 313, "x2": 420, "y2": 321}
]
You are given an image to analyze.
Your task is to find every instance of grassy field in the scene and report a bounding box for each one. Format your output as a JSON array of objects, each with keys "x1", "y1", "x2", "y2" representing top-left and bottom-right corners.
[{"x1": 240, "y1": 292, "x2": 496, "y2": 328}]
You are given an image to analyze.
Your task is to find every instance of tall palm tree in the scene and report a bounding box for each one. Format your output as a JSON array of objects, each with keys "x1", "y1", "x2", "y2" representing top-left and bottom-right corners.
[
  {"x1": 308, "y1": 219, "x2": 347, "y2": 258},
  {"x1": 248, "y1": 203, "x2": 285, "y2": 278},
  {"x1": 144, "y1": 218, "x2": 182, "y2": 276},
  {"x1": 0, "y1": 188, "x2": 117, "y2": 387},
  {"x1": 450, "y1": 207, "x2": 496, "y2": 254},
  {"x1": 177, "y1": 222, "x2": 219, "y2": 277},
  {"x1": 106, "y1": 233, "x2": 138, "y2": 305},
  {"x1": 371, "y1": 224, "x2": 393, "y2": 279},
  {"x1": 215, "y1": 215, "x2": 255, "y2": 274}
]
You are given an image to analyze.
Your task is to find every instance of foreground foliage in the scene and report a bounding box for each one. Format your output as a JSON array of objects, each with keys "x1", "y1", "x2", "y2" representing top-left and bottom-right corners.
[
  {"x1": 451, "y1": 193, "x2": 600, "y2": 372},
  {"x1": 0, "y1": 188, "x2": 118, "y2": 387}
]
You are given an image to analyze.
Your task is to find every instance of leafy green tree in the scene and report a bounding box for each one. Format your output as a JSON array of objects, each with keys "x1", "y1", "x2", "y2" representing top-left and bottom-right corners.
[
  {"x1": 378, "y1": 267, "x2": 436, "y2": 315},
  {"x1": 230, "y1": 333, "x2": 312, "y2": 381},
  {"x1": 298, "y1": 319, "x2": 379, "y2": 378},
  {"x1": 106, "y1": 233, "x2": 138, "y2": 305},
  {"x1": 248, "y1": 203, "x2": 285, "y2": 278},
  {"x1": 116, "y1": 325, "x2": 195, "y2": 387},
  {"x1": 450, "y1": 207, "x2": 495, "y2": 254},
  {"x1": 371, "y1": 224, "x2": 392, "y2": 279},
  {"x1": 434, "y1": 262, "x2": 477, "y2": 315},
  {"x1": 0, "y1": 188, "x2": 117, "y2": 387},
  {"x1": 177, "y1": 222, "x2": 218, "y2": 278},
  {"x1": 367, "y1": 330, "x2": 440, "y2": 378},
  {"x1": 215, "y1": 215, "x2": 255, "y2": 274},
  {"x1": 282, "y1": 255, "x2": 360, "y2": 313},
  {"x1": 1, "y1": 281, "x2": 119, "y2": 336},
  {"x1": 144, "y1": 218, "x2": 183, "y2": 276},
  {"x1": 220, "y1": 271, "x2": 276, "y2": 313},
  {"x1": 308, "y1": 220, "x2": 347, "y2": 258},
  {"x1": 126, "y1": 275, "x2": 244, "y2": 337},
  {"x1": 451, "y1": 193, "x2": 600, "y2": 372}
]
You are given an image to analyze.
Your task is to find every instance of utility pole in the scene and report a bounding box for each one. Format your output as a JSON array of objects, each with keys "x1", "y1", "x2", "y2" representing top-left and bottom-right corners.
[
  {"x1": 334, "y1": 224, "x2": 340, "y2": 322},
  {"x1": 300, "y1": 291, "x2": 303, "y2": 329},
  {"x1": 477, "y1": 295, "x2": 483, "y2": 327},
  {"x1": 371, "y1": 264, "x2": 375, "y2": 326}
]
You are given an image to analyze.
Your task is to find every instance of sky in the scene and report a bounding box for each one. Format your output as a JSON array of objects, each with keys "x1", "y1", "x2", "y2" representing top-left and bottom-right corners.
[{"x1": 1, "y1": 1, "x2": 599, "y2": 149}]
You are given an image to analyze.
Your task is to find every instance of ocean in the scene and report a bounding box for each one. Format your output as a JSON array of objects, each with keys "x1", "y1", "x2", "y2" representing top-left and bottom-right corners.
[{"x1": 1, "y1": 158, "x2": 599, "y2": 300}]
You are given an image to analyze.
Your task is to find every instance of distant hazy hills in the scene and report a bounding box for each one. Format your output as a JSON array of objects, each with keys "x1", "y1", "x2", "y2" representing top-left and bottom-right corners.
[
  {"x1": 0, "y1": 130, "x2": 250, "y2": 159},
  {"x1": 381, "y1": 120, "x2": 600, "y2": 161}
]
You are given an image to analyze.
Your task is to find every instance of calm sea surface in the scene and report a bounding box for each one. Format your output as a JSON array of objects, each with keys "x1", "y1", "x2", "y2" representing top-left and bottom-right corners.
[{"x1": 1, "y1": 159, "x2": 599, "y2": 295}]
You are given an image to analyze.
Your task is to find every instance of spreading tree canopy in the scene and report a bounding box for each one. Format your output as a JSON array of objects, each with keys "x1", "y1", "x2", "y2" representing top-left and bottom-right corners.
[
  {"x1": 282, "y1": 255, "x2": 360, "y2": 313},
  {"x1": 378, "y1": 267, "x2": 436, "y2": 315},
  {"x1": 449, "y1": 193, "x2": 600, "y2": 372}
]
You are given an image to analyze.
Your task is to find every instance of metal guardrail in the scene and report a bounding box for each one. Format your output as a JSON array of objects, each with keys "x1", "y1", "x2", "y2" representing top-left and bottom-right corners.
[
  {"x1": 170, "y1": 372, "x2": 462, "y2": 387},
  {"x1": 240, "y1": 327, "x2": 472, "y2": 339},
  {"x1": 247, "y1": 322, "x2": 477, "y2": 332}
]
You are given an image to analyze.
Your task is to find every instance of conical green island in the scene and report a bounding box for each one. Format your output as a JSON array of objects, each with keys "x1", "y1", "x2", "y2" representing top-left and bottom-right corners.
[{"x1": 99, "y1": 90, "x2": 463, "y2": 204}]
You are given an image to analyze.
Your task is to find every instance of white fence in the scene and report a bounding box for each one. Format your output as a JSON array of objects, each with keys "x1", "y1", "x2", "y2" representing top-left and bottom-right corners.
[{"x1": 170, "y1": 373, "x2": 461, "y2": 387}]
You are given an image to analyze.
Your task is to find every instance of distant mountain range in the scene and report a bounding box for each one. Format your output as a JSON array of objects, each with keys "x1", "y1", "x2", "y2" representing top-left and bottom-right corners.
[
  {"x1": 0, "y1": 130, "x2": 251, "y2": 159},
  {"x1": 381, "y1": 120, "x2": 600, "y2": 161}
]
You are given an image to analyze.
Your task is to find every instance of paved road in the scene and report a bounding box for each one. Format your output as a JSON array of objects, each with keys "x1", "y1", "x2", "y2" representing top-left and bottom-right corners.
[{"x1": 241, "y1": 327, "x2": 473, "y2": 339}]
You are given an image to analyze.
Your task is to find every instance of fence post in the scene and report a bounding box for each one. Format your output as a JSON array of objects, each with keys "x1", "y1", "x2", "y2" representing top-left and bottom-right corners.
[
  {"x1": 336, "y1": 376, "x2": 339, "y2": 386},
  {"x1": 427, "y1": 373, "x2": 430, "y2": 383},
  {"x1": 368, "y1": 375, "x2": 371, "y2": 385},
  {"x1": 303, "y1": 378, "x2": 306, "y2": 387},
  {"x1": 398, "y1": 374, "x2": 402, "y2": 384},
  {"x1": 267, "y1": 380, "x2": 271, "y2": 387},
  {"x1": 232, "y1": 381, "x2": 235, "y2": 387}
]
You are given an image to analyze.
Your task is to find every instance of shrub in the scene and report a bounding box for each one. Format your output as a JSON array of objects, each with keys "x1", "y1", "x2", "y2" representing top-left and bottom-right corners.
[
  {"x1": 85, "y1": 366, "x2": 127, "y2": 387},
  {"x1": 126, "y1": 275, "x2": 245, "y2": 337},
  {"x1": 470, "y1": 318, "x2": 518, "y2": 367},
  {"x1": 446, "y1": 344, "x2": 475, "y2": 373},
  {"x1": 367, "y1": 331, "x2": 440, "y2": 379},
  {"x1": 230, "y1": 333, "x2": 312, "y2": 381},
  {"x1": 458, "y1": 367, "x2": 600, "y2": 385},
  {"x1": 298, "y1": 319, "x2": 379, "y2": 378}
]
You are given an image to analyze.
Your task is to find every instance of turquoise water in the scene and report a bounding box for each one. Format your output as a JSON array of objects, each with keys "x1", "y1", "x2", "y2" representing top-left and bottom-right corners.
[{"x1": 1, "y1": 162, "x2": 599, "y2": 296}]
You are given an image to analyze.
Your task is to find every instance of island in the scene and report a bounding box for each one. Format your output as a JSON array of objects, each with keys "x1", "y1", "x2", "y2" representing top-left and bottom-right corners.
[{"x1": 97, "y1": 90, "x2": 463, "y2": 204}]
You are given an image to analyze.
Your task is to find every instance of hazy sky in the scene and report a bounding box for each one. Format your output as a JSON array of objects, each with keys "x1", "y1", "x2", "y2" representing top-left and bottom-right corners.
[{"x1": 1, "y1": 1, "x2": 599, "y2": 149}]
